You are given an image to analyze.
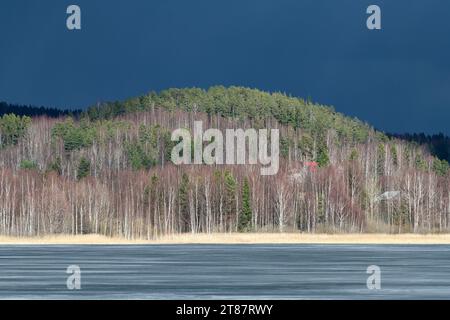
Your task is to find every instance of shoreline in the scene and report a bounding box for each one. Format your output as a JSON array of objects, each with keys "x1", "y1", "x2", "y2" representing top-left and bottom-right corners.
[{"x1": 2, "y1": 233, "x2": 450, "y2": 245}]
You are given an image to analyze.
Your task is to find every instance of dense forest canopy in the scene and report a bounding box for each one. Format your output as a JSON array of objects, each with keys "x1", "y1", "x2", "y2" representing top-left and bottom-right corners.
[
  {"x1": 0, "y1": 101, "x2": 81, "y2": 118},
  {"x1": 5, "y1": 87, "x2": 448, "y2": 161},
  {"x1": 86, "y1": 86, "x2": 375, "y2": 144},
  {"x1": 0, "y1": 86, "x2": 449, "y2": 238}
]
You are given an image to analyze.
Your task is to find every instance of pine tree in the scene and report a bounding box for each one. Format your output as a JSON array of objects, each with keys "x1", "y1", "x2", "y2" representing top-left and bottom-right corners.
[
  {"x1": 316, "y1": 143, "x2": 330, "y2": 168},
  {"x1": 415, "y1": 153, "x2": 427, "y2": 171},
  {"x1": 77, "y1": 157, "x2": 90, "y2": 180},
  {"x1": 280, "y1": 136, "x2": 290, "y2": 158},
  {"x1": 299, "y1": 134, "x2": 314, "y2": 159},
  {"x1": 238, "y1": 178, "x2": 252, "y2": 232},
  {"x1": 20, "y1": 159, "x2": 38, "y2": 170},
  {"x1": 178, "y1": 173, "x2": 190, "y2": 232},
  {"x1": 377, "y1": 144, "x2": 385, "y2": 176},
  {"x1": 390, "y1": 145, "x2": 398, "y2": 167},
  {"x1": 224, "y1": 171, "x2": 237, "y2": 230},
  {"x1": 0, "y1": 114, "x2": 31, "y2": 147},
  {"x1": 433, "y1": 158, "x2": 449, "y2": 176},
  {"x1": 349, "y1": 148, "x2": 359, "y2": 161}
]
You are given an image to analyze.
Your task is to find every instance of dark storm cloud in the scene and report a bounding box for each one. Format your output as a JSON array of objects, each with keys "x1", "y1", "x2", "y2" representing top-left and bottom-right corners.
[{"x1": 0, "y1": 0, "x2": 449, "y2": 134}]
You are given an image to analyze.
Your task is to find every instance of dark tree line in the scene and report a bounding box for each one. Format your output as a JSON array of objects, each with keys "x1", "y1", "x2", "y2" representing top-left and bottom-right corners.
[
  {"x1": 0, "y1": 102, "x2": 81, "y2": 118},
  {"x1": 389, "y1": 132, "x2": 450, "y2": 163}
]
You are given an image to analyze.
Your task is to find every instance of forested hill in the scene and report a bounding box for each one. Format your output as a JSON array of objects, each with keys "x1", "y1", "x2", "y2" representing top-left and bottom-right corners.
[
  {"x1": 85, "y1": 87, "x2": 450, "y2": 162},
  {"x1": 3, "y1": 87, "x2": 449, "y2": 162},
  {"x1": 86, "y1": 86, "x2": 375, "y2": 144},
  {"x1": 0, "y1": 101, "x2": 81, "y2": 118},
  {"x1": 0, "y1": 86, "x2": 449, "y2": 238}
]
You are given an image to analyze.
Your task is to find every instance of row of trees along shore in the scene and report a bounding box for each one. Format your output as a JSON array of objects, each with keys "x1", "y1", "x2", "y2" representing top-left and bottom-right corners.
[{"x1": 0, "y1": 87, "x2": 449, "y2": 238}]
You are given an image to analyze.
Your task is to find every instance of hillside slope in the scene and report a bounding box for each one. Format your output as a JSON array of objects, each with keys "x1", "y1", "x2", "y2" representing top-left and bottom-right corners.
[{"x1": 0, "y1": 87, "x2": 449, "y2": 238}]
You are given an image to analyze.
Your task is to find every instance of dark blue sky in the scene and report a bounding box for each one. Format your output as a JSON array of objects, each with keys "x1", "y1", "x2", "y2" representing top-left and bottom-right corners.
[{"x1": 0, "y1": 0, "x2": 449, "y2": 134}]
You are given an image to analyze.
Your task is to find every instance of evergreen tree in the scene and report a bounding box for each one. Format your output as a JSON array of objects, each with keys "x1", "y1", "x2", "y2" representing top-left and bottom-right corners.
[
  {"x1": 224, "y1": 171, "x2": 237, "y2": 229},
  {"x1": 390, "y1": 145, "x2": 398, "y2": 167},
  {"x1": 349, "y1": 148, "x2": 359, "y2": 161},
  {"x1": 0, "y1": 114, "x2": 31, "y2": 147},
  {"x1": 52, "y1": 119, "x2": 96, "y2": 152},
  {"x1": 20, "y1": 159, "x2": 38, "y2": 170},
  {"x1": 299, "y1": 134, "x2": 314, "y2": 159},
  {"x1": 178, "y1": 173, "x2": 190, "y2": 232},
  {"x1": 433, "y1": 158, "x2": 449, "y2": 176},
  {"x1": 316, "y1": 143, "x2": 330, "y2": 168},
  {"x1": 415, "y1": 154, "x2": 427, "y2": 171},
  {"x1": 280, "y1": 136, "x2": 290, "y2": 158},
  {"x1": 377, "y1": 144, "x2": 385, "y2": 176},
  {"x1": 125, "y1": 141, "x2": 153, "y2": 170},
  {"x1": 238, "y1": 178, "x2": 252, "y2": 232},
  {"x1": 77, "y1": 157, "x2": 91, "y2": 180}
]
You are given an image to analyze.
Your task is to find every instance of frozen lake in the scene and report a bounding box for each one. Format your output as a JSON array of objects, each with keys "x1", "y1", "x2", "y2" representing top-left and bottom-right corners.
[{"x1": 1, "y1": 244, "x2": 450, "y2": 299}]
